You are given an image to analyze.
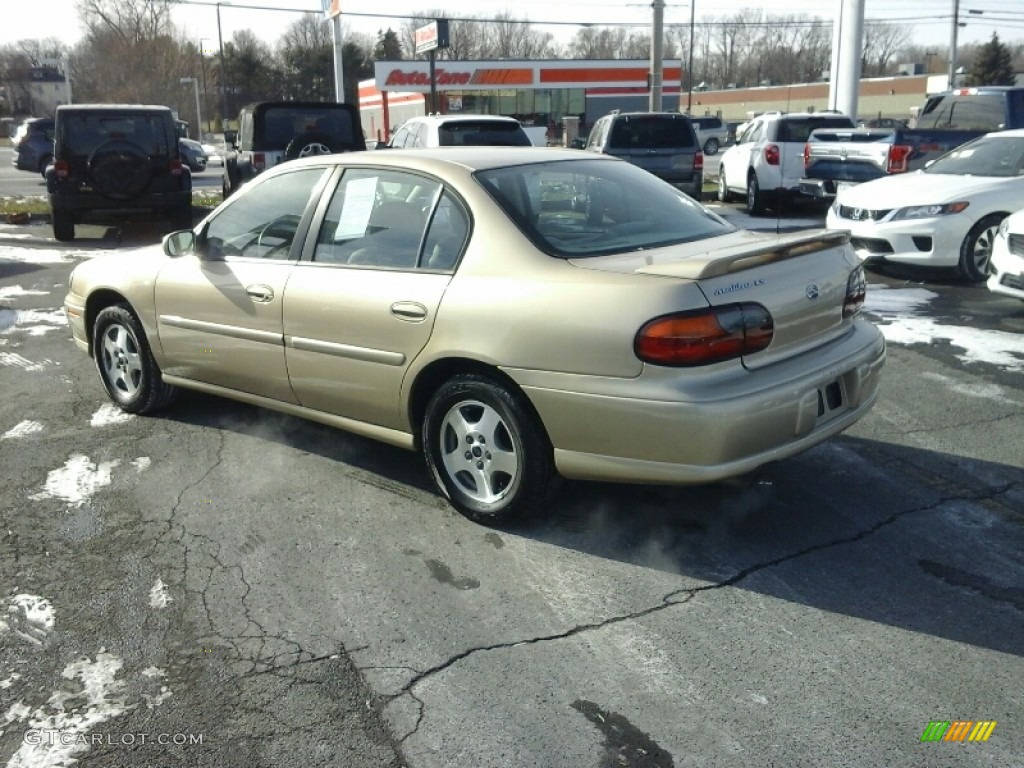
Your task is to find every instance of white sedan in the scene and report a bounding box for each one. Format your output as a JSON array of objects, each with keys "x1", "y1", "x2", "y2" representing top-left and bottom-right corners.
[
  {"x1": 988, "y1": 207, "x2": 1024, "y2": 301},
  {"x1": 826, "y1": 129, "x2": 1024, "y2": 282}
]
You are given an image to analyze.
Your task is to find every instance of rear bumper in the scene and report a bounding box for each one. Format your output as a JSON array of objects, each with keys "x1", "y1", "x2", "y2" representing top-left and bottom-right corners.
[
  {"x1": 49, "y1": 188, "x2": 192, "y2": 214},
  {"x1": 799, "y1": 178, "x2": 837, "y2": 198},
  {"x1": 514, "y1": 319, "x2": 885, "y2": 485}
]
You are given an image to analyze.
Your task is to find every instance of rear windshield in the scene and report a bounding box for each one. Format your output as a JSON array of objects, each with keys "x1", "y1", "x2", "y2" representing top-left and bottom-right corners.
[
  {"x1": 438, "y1": 121, "x2": 530, "y2": 146},
  {"x1": 260, "y1": 107, "x2": 356, "y2": 146},
  {"x1": 918, "y1": 93, "x2": 1009, "y2": 131},
  {"x1": 476, "y1": 158, "x2": 733, "y2": 258},
  {"x1": 777, "y1": 117, "x2": 855, "y2": 142},
  {"x1": 63, "y1": 113, "x2": 170, "y2": 156},
  {"x1": 609, "y1": 116, "x2": 695, "y2": 150}
]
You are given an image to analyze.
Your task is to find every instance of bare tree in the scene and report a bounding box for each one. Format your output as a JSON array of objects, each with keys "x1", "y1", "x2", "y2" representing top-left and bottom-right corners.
[{"x1": 862, "y1": 22, "x2": 904, "y2": 76}]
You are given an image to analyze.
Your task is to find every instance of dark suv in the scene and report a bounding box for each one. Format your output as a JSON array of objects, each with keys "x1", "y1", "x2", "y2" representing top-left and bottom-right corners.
[
  {"x1": 46, "y1": 104, "x2": 192, "y2": 241},
  {"x1": 583, "y1": 111, "x2": 703, "y2": 200},
  {"x1": 11, "y1": 117, "x2": 55, "y2": 177},
  {"x1": 222, "y1": 101, "x2": 365, "y2": 197}
]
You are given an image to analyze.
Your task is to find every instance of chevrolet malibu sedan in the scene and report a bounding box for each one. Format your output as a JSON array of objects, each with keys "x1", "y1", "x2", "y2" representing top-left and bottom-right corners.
[
  {"x1": 988, "y1": 207, "x2": 1024, "y2": 301},
  {"x1": 64, "y1": 148, "x2": 885, "y2": 526},
  {"x1": 826, "y1": 130, "x2": 1024, "y2": 282}
]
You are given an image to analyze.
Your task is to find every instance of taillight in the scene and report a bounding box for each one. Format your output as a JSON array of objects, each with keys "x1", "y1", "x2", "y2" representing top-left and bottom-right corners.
[
  {"x1": 253, "y1": 152, "x2": 266, "y2": 171},
  {"x1": 803, "y1": 143, "x2": 811, "y2": 168},
  {"x1": 169, "y1": 158, "x2": 183, "y2": 176},
  {"x1": 888, "y1": 145, "x2": 912, "y2": 173},
  {"x1": 635, "y1": 303, "x2": 774, "y2": 367},
  {"x1": 54, "y1": 160, "x2": 69, "y2": 179},
  {"x1": 764, "y1": 144, "x2": 780, "y2": 165},
  {"x1": 888, "y1": 145, "x2": 913, "y2": 174},
  {"x1": 843, "y1": 266, "x2": 866, "y2": 318},
  {"x1": 694, "y1": 150, "x2": 704, "y2": 172}
]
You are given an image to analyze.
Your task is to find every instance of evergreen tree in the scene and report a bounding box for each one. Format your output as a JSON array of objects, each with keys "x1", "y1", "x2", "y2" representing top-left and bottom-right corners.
[
  {"x1": 375, "y1": 29, "x2": 403, "y2": 61},
  {"x1": 966, "y1": 32, "x2": 1015, "y2": 86}
]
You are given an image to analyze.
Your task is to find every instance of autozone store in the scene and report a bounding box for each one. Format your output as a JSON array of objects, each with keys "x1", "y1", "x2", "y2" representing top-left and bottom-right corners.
[{"x1": 359, "y1": 59, "x2": 684, "y2": 143}]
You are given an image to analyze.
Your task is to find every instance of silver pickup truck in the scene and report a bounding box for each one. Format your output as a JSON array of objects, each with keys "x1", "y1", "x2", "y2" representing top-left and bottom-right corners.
[{"x1": 798, "y1": 127, "x2": 910, "y2": 200}]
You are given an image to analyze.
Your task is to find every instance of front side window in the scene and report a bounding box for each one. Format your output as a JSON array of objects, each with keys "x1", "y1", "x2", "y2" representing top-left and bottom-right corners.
[
  {"x1": 477, "y1": 159, "x2": 734, "y2": 258},
  {"x1": 313, "y1": 169, "x2": 441, "y2": 269},
  {"x1": 201, "y1": 168, "x2": 327, "y2": 260}
]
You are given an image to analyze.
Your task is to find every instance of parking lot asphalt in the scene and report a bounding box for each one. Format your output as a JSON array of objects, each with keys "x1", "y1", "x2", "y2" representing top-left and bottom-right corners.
[{"x1": 2, "y1": 202, "x2": 1022, "y2": 768}]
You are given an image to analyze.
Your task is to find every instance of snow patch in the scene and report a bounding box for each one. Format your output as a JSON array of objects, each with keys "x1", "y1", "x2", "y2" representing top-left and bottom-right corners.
[
  {"x1": 29, "y1": 455, "x2": 120, "y2": 507},
  {"x1": 865, "y1": 286, "x2": 1024, "y2": 371},
  {"x1": 0, "y1": 286, "x2": 48, "y2": 299},
  {"x1": 4, "y1": 651, "x2": 136, "y2": 768},
  {"x1": 89, "y1": 403, "x2": 134, "y2": 427},
  {"x1": 2, "y1": 594, "x2": 55, "y2": 646},
  {"x1": 0, "y1": 308, "x2": 67, "y2": 336},
  {"x1": 149, "y1": 579, "x2": 172, "y2": 609},
  {"x1": 2, "y1": 420, "x2": 44, "y2": 440},
  {"x1": 131, "y1": 457, "x2": 151, "y2": 473},
  {"x1": 0, "y1": 352, "x2": 47, "y2": 371}
]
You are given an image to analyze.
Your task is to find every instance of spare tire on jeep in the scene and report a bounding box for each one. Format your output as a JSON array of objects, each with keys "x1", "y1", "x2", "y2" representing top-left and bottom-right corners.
[
  {"x1": 88, "y1": 140, "x2": 151, "y2": 199},
  {"x1": 284, "y1": 132, "x2": 339, "y2": 160}
]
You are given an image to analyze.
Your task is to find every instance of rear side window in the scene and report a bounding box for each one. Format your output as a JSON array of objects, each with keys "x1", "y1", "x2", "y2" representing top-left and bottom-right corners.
[
  {"x1": 776, "y1": 117, "x2": 855, "y2": 142},
  {"x1": 608, "y1": 116, "x2": 695, "y2": 150},
  {"x1": 918, "y1": 94, "x2": 1007, "y2": 131},
  {"x1": 438, "y1": 121, "x2": 530, "y2": 146}
]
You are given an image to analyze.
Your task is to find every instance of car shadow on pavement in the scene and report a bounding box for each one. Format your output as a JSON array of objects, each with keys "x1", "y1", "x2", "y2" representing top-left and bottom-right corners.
[{"x1": 154, "y1": 392, "x2": 1023, "y2": 659}]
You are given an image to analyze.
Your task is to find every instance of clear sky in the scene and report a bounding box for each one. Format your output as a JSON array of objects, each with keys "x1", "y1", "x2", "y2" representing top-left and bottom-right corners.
[{"x1": 2, "y1": 0, "x2": 1020, "y2": 54}]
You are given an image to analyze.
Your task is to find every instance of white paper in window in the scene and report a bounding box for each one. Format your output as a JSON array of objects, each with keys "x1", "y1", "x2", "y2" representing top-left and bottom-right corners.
[{"x1": 334, "y1": 176, "x2": 378, "y2": 239}]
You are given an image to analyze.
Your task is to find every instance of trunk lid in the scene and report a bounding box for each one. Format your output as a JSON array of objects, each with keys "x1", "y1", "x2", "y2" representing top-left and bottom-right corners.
[{"x1": 569, "y1": 229, "x2": 856, "y2": 369}]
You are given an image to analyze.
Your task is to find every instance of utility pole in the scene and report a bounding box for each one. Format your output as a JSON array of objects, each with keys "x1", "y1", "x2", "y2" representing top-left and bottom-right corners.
[
  {"x1": 687, "y1": 0, "x2": 695, "y2": 114},
  {"x1": 948, "y1": 0, "x2": 960, "y2": 89},
  {"x1": 649, "y1": 0, "x2": 664, "y2": 112},
  {"x1": 217, "y1": 2, "x2": 230, "y2": 134}
]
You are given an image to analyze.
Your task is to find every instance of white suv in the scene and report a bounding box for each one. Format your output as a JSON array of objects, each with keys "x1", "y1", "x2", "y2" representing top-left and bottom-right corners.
[
  {"x1": 387, "y1": 114, "x2": 531, "y2": 148},
  {"x1": 717, "y1": 111, "x2": 855, "y2": 214}
]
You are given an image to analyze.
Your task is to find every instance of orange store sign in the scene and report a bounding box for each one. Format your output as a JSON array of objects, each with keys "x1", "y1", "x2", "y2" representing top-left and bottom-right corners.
[{"x1": 377, "y1": 60, "x2": 682, "y2": 92}]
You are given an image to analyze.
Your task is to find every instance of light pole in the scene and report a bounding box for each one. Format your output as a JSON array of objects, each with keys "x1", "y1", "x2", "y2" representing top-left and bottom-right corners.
[
  {"x1": 687, "y1": 1, "x2": 695, "y2": 114},
  {"x1": 180, "y1": 77, "x2": 203, "y2": 141},
  {"x1": 217, "y1": 2, "x2": 231, "y2": 135},
  {"x1": 198, "y1": 37, "x2": 211, "y2": 138}
]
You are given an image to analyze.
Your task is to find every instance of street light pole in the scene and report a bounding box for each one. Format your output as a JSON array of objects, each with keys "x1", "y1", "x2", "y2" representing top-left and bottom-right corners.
[
  {"x1": 217, "y1": 2, "x2": 230, "y2": 134},
  {"x1": 180, "y1": 77, "x2": 202, "y2": 141},
  {"x1": 687, "y1": 1, "x2": 695, "y2": 114},
  {"x1": 198, "y1": 37, "x2": 211, "y2": 137}
]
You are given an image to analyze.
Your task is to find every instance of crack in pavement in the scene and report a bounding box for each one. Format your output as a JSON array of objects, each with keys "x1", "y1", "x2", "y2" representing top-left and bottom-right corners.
[
  {"x1": 381, "y1": 471, "x2": 1018, "y2": 745},
  {"x1": 870, "y1": 409, "x2": 1023, "y2": 438}
]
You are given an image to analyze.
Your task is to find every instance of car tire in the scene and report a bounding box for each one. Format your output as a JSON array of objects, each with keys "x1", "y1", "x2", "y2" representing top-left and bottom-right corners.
[
  {"x1": 38, "y1": 154, "x2": 52, "y2": 178},
  {"x1": 958, "y1": 214, "x2": 1004, "y2": 283},
  {"x1": 52, "y1": 210, "x2": 74, "y2": 242},
  {"x1": 284, "y1": 131, "x2": 339, "y2": 161},
  {"x1": 93, "y1": 304, "x2": 178, "y2": 414},
  {"x1": 704, "y1": 138, "x2": 719, "y2": 155},
  {"x1": 746, "y1": 171, "x2": 767, "y2": 215},
  {"x1": 422, "y1": 373, "x2": 558, "y2": 527},
  {"x1": 717, "y1": 170, "x2": 734, "y2": 202}
]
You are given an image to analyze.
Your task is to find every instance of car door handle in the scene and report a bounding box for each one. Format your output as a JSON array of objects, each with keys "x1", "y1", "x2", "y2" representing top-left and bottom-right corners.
[
  {"x1": 246, "y1": 284, "x2": 275, "y2": 303},
  {"x1": 390, "y1": 302, "x2": 427, "y2": 321}
]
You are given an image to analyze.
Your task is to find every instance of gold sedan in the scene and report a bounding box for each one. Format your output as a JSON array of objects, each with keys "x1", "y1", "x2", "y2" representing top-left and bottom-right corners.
[{"x1": 64, "y1": 148, "x2": 885, "y2": 526}]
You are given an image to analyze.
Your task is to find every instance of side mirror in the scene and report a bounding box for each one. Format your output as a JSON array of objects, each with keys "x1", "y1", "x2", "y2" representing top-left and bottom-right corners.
[{"x1": 163, "y1": 229, "x2": 196, "y2": 258}]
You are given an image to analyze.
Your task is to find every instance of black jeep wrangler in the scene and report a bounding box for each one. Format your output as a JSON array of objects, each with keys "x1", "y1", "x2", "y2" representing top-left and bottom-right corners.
[
  {"x1": 46, "y1": 104, "x2": 192, "y2": 242},
  {"x1": 222, "y1": 101, "x2": 365, "y2": 198}
]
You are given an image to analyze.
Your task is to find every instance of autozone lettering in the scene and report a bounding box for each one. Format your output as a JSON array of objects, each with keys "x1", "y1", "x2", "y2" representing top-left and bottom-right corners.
[{"x1": 384, "y1": 69, "x2": 472, "y2": 87}]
